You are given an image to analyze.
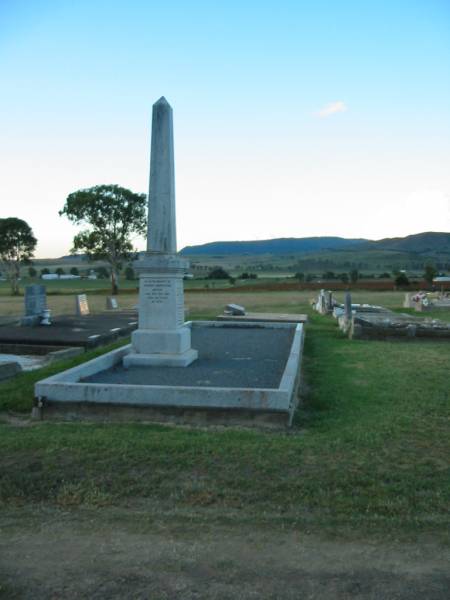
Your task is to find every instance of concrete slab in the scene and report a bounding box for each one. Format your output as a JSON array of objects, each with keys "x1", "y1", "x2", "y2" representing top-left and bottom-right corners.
[
  {"x1": 351, "y1": 313, "x2": 450, "y2": 340},
  {"x1": 0, "y1": 310, "x2": 138, "y2": 349},
  {"x1": 0, "y1": 353, "x2": 46, "y2": 370},
  {"x1": 0, "y1": 361, "x2": 22, "y2": 381},
  {"x1": 35, "y1": 321, "x2": 305, "y2": 427},
  {"x1": 0, "y1": 316, "x2": 19, "y2": 328},
  {"x1": 216, "y1": 312, "x2": 308, "y2": 324}
]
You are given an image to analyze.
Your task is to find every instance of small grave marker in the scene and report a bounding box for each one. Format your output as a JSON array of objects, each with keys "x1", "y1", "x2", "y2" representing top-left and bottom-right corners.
[
  {"x1": 225, "y1": 303, "x2": 246, "y2": 316},
  {"x1": 106, "y1": 297, "x2": 119, "y2": 310},
  {"x1": 76, "y1": 294, "x2": 90, "y2": 316},
  {"x1": 344, "y1": 292, "x2": 352, "y2": 321},
  {"x1": 21, "y1": 285, "x2": 47, "y2": 326}
]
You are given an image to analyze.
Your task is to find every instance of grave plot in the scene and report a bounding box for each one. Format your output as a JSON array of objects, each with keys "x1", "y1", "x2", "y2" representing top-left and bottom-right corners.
[
  {"x1": 312, "y1": 290, "x2": 450, "y2": 340},
  {"x1": 217, "y1": 303, "x2": 307, "y2": 324},
  {"x1": 35, "y1": 97, "x2": 305, "y2": 427},
  {"x1": 350, "y1": 312, "x2": 450, "y2": 340},
  {"x1": 0, "y1": 312, "x2": 138, "y2": 349}
]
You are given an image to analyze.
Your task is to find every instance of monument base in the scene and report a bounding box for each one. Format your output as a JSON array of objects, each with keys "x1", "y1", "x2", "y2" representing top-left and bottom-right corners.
[
  {"x1": 130, "y1": 326, "x2": 192, "y2": 355},
  {"x1": 123, "y1": 348, "x2": 198, "y2": 368},
  {"x1": 124, "y1": 325, "x2": 197, "y2": 368}
]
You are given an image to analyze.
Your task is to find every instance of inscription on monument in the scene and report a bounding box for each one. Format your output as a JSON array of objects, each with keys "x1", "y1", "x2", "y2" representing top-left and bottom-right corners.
[
  {"x1": 176, "y1": 281, "x2": 184, "y2": 327},
  {"x1": 143, "y1": 279, "x2": 172, "y2": 305}
]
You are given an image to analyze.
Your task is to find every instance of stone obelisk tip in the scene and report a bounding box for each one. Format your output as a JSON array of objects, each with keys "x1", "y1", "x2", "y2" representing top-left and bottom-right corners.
[
  {"x1": 147, "y1": 96, "x2": 176, "y2": 253},
  {"x1": 154, "y1": 96, "x2": 170, "y2": 107}
]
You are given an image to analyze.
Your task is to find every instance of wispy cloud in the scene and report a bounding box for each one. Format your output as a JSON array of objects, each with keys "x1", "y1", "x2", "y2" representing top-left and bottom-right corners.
[{"x1": 315, "y1": 101, "x2": 347, "y2": 118}]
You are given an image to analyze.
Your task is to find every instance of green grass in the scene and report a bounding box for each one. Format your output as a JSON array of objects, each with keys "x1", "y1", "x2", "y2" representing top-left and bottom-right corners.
[
  {"x1": 0, "y1": 309, "x2": 449, "y2": 539},
  {"x1": 0, "y1": 278, "x2": 138, "y2": 296},
  {"x1": 0, "y1": 338, "x2": 130, "y2": 412}
]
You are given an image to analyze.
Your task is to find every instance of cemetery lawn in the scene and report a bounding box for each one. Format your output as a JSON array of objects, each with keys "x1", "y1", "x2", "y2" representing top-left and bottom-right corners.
[{"x1": 0, "y1": 307, "x2": 449, "y2": 543}]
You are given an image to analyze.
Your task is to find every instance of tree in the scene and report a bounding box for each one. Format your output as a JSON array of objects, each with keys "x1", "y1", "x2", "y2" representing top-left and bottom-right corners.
[
  {"x1": 207, "y1": 267, "x2": 230, "y2": 279},
  {"x1": 59, "y1": 185, "x2": 146, "y2": 294},
  {"x1": 28, "y1": 266, "x2": 37, "y2": 278},
  {"x1": 340, "y1": 273, "x2": 349, "y2": 283},
  {"x1": 41, "y1": 268, "x2": 50, "y2": 276},
  {"x1": 423, "y1": 264, "x2": 437, "y2": 285},
  {"x1": 350, "y1": 269, "x2": 359, "y2": 283},
  {"x1": 70, "y1": 267, "x2": 79, "y2": 276},
  {"x1": 96, "y1": 266, "x2": 109, "y2": 279},
  {"x1": 323, "y1": 271, "x2": 335, "y2": 280},
  {"x1": 0, "y1": 218, "x2": 37, "y2": 295},
  {"x1": 294, "y1": 272, "x2": 305, "y2": 281},
  {"x1": 56, "y1": 267, "x2": 65, "y2": 276},
  {"x1": 125, "y1": 266, "x2": 135, "y2": 280},
  {"x1": 395, "y1": 273, "x2": 410, "y2": 288}
]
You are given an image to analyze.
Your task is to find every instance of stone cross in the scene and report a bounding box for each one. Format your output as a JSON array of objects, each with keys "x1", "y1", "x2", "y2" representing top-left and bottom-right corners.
[{"x1": 123, "y1": 97, "x2": 198, "y2": 368}]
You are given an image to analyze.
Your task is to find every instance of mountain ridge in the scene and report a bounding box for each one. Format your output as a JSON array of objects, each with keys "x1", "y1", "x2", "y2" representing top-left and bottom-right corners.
[{"x1": 180, "y1": 232, "x2": 449, "y2": 257}]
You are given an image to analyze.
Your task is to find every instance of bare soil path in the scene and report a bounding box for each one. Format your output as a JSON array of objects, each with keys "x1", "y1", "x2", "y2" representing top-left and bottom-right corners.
[{"x1": 1, "y1": 509, "x2": 448, "y2": 599}]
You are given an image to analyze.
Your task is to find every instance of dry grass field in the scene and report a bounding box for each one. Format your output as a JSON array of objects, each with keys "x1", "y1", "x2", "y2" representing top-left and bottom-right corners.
[{"x1": 0, "y1": 289, "x2": 411, "y2": 319}]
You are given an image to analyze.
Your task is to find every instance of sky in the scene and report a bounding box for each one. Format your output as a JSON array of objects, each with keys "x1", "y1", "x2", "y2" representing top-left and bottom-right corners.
[{"x1": 0, "y1": 0, "x2": 449, "y2": 258}]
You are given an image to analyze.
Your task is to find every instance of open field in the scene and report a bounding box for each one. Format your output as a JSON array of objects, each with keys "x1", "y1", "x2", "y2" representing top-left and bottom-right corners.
[
  {"x1": 1, "y1": 294, "x2": 449, "y2": 597},
  {"x1": 2, "y1": 287, "x2": 450, "y2": 322}
]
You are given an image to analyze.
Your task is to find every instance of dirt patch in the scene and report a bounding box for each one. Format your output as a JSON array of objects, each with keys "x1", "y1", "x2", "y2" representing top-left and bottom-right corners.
[{"x1": 0, "y1": 509, "x2": 448, "y2": 599}]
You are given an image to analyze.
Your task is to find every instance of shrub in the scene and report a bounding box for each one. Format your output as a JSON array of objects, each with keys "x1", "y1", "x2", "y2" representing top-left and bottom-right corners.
[
  {"x1": 395, "y1": 273, "x2": 410, "y2": 287},
  {"x1": 207, "y1": 267, "x2": 230, "y2": 280}
]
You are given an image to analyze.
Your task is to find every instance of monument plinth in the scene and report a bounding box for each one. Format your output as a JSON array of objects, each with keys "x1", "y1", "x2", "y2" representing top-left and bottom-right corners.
[
  {"x1": 35, "y1": 97, "x2": 304, "y2": 427},
  {"x1": 123, "y1": 97, "x2": 198, "y2": 368}
]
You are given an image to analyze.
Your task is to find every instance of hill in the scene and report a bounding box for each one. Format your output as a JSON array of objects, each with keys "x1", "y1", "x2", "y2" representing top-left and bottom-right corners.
[
  {"x1": 362, "y1": 232, "x2": 450, "y2": 254},
  {"x1": 180, "y1": 232, "x2": 449, "y2": 257},
  {"x1": 181, "y1": 237, "x2": 367, "y2": 256}
]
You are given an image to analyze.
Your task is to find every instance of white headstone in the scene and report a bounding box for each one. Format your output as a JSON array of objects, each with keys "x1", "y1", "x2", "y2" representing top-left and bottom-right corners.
[
  {"x1": 123, "y1": 97, "x2": 198, "y2": 368},
  {"x1": 76, "y1": 294, "x2": 89, "y2": 316},
  {"x1": 106, "y1": 297, "x2": 119, "y2": 310}
]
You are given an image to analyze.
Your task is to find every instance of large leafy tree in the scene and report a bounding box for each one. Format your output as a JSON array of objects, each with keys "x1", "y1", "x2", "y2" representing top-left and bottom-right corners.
[
  {"x1": 423, "y1": 264, "x2": 437, "y2": 286},
  {"x1": 60, "y1": 185, "x2": 147, "y2": 294},
  {"x1": 0, "y1": 218, "x2": 37, "y2": 295}
]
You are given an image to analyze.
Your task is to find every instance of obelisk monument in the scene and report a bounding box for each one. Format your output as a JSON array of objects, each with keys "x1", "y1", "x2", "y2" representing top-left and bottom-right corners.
[{"x1": 123, "y1": 97, "x2": 198, "y2": 368}]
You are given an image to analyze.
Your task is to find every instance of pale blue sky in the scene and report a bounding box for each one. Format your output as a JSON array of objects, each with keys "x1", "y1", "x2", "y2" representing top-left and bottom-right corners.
[{"x1": 1, "y1": 0, "x2": 449, "y2": 256}]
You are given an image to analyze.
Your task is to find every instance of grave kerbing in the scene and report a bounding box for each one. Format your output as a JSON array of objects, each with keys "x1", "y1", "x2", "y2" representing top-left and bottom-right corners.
[{"x1": 123, "y1": 97, "x2": 198, "y2": 368}]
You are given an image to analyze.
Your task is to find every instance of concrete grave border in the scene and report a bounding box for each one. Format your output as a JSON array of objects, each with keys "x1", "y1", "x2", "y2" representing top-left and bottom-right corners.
[{"x1": 34, "y1": 321, "x2": 304, "y2": 426}]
